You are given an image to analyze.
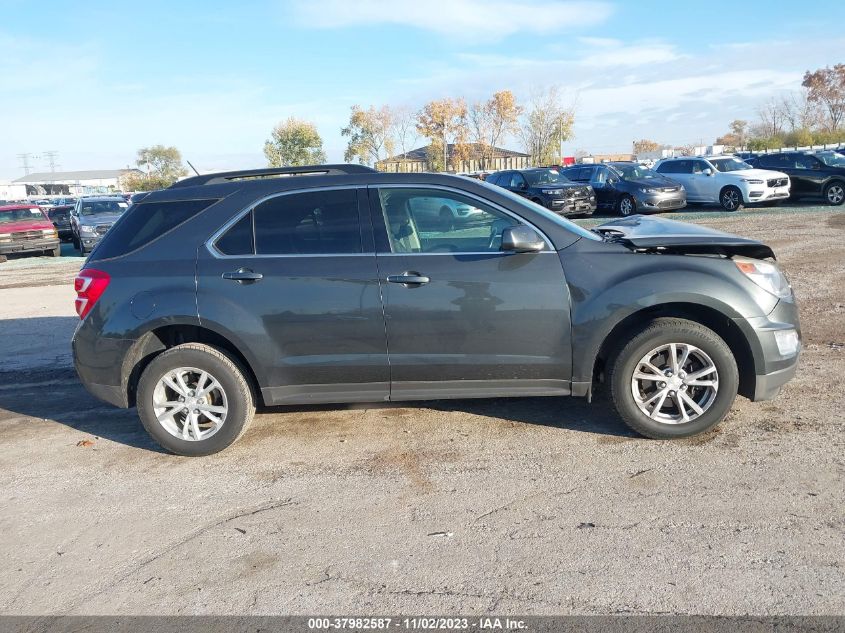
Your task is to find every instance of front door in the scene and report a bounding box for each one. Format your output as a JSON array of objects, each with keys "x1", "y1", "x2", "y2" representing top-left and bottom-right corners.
[
  {"x1": 369, "y1": 186, "x2": 573, "y2": 400},
  {"x1": 196, "y1": 187, "x2": 389, "y2": 405}
]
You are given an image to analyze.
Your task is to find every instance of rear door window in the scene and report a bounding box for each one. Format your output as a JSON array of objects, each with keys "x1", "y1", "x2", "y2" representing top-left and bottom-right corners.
[{"x1": 214, "y1": 189, "x2": 363, "y2": 256}]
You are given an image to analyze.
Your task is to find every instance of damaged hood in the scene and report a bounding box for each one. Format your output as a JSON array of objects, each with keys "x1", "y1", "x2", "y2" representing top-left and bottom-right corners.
[{"x1": 593, "y1": 215, "x2": 775, "y2": 259}]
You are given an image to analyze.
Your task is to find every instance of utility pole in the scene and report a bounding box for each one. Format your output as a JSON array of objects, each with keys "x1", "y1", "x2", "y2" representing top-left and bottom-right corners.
[
  {"x1": 443, "y1": 121, "x2": 448, "y2": 173},
  {"x1": 44, "y1": 151, "x2": 59, "y2": 172}
]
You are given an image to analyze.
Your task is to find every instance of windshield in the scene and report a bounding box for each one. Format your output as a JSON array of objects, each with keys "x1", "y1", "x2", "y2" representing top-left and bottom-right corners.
[
  {"x1": 710, "y1": 157, "x2": 752, "y2": 172},
  {"x1": 480, "y1": 181, "x2": 601, "y2": 242},
  {"x1": 523, "y1": 169, "x2": 571, "y2": 186},
  {"x1": 0, "y1": 208, "x2": 45, "y2": 224},
  {"x1": 79, "y1": 200, "x2": 129, "y2": 216},
  {"x1": 816, "y1": 151, "x2": 845, "y2": 167},
  {"x1": 609, "y1": 163, "x2": 659, "y2": 179}
]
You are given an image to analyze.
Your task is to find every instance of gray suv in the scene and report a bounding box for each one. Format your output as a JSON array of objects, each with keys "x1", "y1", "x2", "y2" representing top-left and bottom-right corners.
[
  {"x1": 71, "y1": 165, "x2": 801, "y2": 455},
  {"x1": 70, "y1": 196, "x2": 129, "y2": 255}
]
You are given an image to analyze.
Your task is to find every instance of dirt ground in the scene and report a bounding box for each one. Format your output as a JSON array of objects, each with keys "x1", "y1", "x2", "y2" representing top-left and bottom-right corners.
[{"x1": 0, "y1": 205, "x2": 843, "y2": 616}]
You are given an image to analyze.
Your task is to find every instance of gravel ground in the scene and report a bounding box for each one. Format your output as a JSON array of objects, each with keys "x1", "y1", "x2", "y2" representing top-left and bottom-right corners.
[{"x1": 0, "y1": 204, "x2": 843, "y2": 616}]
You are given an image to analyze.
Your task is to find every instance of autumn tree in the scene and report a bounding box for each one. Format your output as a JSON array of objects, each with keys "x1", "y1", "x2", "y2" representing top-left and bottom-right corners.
[
  {"x1": 122, "y1": 144, "x2": 187, "y2": 191},
  {"x1": 802, "y1": 64, "x2": 845, "y2": 132},
  {"x1": 468, "y1": 90, "x2": 523, "y2": 170},
  {"x1": 632, "y1": 139, "x2": 662, "y2": 155},
  {"x1": 264, "y1": 117, "x2": 327, "y2": 167},
  {"x1": 342, "y1": 105, "x2": 394, "y2": 166},
  {"x1": 416, "y1": 98, "x2": 469, "y2": 172},
  {"x1": 715, "y1": 120, "x2": 749, "y2": 149},
  {"x1": 517, "y1": 87, "x2": 574, "y2": 166}
]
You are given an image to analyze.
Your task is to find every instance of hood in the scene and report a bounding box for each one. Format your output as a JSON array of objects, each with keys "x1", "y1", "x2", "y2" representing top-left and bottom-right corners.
[
  {"x1": 539, "y1": 182, "x2": 590, "y2": 193},
  {"x1": 594, "y1": 215, "x2": 774, "y2": 259},
  {"x1": 731, "y1": 168, "x2": 788, "y2": 180},
  {"x1": 625, "y1": 175, "x2": 682, "y2": 190},
  {"x1": 0, "y1": 218, "x2": 54, "y2": 233},
  {"x1": 79, "y1": 213, "x2": 123, "y2": 226}
]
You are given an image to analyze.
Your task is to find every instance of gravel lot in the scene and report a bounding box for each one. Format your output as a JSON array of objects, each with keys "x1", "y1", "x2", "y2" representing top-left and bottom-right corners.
[{"x1": 0, "y1": 205, "x2": 843, "y2": 616}]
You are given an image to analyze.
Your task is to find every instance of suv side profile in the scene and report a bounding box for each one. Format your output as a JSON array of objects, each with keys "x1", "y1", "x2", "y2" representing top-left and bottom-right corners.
[
  {"x1": 747, "y1": 151, "x2": 845, "y2": 205},
  {"x1": 655, "y1": 156, "x2": 790, "y2": 211},
  {"x1": 73, "y1": 165, "x2": 801, "y2": 455}
]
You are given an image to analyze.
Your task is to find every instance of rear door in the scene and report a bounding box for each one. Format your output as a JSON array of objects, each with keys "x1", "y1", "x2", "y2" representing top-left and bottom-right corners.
[
  {"x1": 659, "y1": 160, "x2": 695, "y2": 200},
  {"x1": 196, "y1": 187, "x2": 389, "y2": 405},
  {"x1": 369, "y1": 185, "x2": 572, "y2": 400}
]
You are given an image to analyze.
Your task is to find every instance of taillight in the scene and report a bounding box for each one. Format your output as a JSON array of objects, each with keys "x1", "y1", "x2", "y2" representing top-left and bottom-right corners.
[{"x1": 74, "y1": 268, "x2": 110, "y2": 319}]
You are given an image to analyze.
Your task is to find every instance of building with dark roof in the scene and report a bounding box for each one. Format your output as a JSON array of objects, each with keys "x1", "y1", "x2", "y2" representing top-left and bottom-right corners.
[
  {"x1": 376, "y1": 143, "x2": 530, "y2": 173},
  {"x1": 13, "y1": 169, "x2": 142, "y2": 195}
]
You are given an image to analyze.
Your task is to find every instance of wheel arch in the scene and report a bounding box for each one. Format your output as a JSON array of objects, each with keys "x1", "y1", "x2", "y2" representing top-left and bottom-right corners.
[
  {"x1": 121, "y1": 322, "x2": 263, "y2": 408},
  {"x1": 588, "y1": 302, "x2": 757, "y2": 400}
]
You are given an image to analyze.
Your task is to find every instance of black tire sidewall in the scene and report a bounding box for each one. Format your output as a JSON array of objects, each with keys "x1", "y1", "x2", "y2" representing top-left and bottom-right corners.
[
  {"x1": 720, "y1": 186, "x2": 743, "y2": 211},
  {"x1": 137, "y1": 347, "x2": 251, "y2": 456},
  {"x1": 610, "y1": 322, "x2": 739, "y2": 439},
  {"x1": 618, "y1": 195, "x2": 635, "y2": 216},
  {"x1": 824, "y1": 181, "x2": 844, "y2": 206}
]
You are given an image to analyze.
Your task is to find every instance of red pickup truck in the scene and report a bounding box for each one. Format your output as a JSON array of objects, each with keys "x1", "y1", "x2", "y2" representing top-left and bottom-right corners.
[{"x1": 0, "y1": 205, "x2": 61, "y2": 258}]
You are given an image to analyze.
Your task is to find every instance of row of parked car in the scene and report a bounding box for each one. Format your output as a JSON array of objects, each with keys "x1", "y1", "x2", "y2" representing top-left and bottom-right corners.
[
  {"x1": 0, "y1": 193, "x2": 143, "y2": 260},
  {"x1": 477, "y1": 148, "x2": 845, "y2": 218}
]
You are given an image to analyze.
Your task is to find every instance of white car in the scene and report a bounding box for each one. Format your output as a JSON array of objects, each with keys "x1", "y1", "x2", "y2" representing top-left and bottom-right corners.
[{"x1": 655, "y1": 155, "x2": 790, "y2": 211}]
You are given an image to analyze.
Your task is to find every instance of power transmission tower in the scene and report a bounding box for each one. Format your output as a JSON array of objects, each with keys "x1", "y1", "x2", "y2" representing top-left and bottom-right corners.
[
  {"x1": 44, "y1": 151, "x2": 60, "y2": 172},
  {"x1": 17, "y1": 153, "x2": 34, "y2": 176}
]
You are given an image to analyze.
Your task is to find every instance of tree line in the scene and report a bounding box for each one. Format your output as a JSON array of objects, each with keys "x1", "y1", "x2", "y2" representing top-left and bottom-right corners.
[{"x1": 264, "y1": 87, "x2": 576, "y2": 172}]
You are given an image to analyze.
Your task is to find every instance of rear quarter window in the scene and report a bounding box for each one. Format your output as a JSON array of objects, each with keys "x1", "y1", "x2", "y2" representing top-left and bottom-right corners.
[{"x1": 91, "y1": 198, "x2": 218, "y2": 260}]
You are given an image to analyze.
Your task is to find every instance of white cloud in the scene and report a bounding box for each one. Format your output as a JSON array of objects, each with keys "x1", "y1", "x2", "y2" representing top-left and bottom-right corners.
[{"x1": 289, "y1": 0, "x2": 613, "y2": 40}]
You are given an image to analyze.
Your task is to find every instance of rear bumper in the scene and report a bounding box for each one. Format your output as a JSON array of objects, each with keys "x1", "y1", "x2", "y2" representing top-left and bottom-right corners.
[
  {"x1": 73, "y1": 323, "x2": 136, "y2": 408},
  {"x1": 0, "y1": 237, "x2": 59, "y2": 255}
]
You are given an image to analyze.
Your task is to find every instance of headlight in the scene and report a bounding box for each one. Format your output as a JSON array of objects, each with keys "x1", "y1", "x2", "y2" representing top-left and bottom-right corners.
[
  {"x1": 41, "y1": 228, "x2": 58, "y2": 237},
  {"x1": 0, "y1": 232, "x2": 10, "y2": 243},
  {"x1": 741, "y1": 178, "x2": 764, "y2": 184},
  {"x1": 640, "y1": 187, "x2": 658, "y2": 194},
  {"x1": 734, "y1": 258, "x2": 792, "y2": 299},
  {"x1": 79, "y1": 225, "x2": 97, "y2": 236},
  {"x1": 544, "y1": 189, "x2": 563, "y2": 195}
]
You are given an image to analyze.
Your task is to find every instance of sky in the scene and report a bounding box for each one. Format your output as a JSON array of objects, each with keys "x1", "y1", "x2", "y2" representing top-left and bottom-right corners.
[{"x1": 1, "y1": 0, "x2": 843, "y2": 179}]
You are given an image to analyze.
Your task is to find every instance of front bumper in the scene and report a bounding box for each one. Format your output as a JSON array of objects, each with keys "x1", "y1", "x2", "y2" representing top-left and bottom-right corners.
[
  {"x1": 0, "y1": 237, "x2": 60, "y2": 255},
  {"x1": 635, "y1": 191, "x2": 687, "y2": 213},
  {"x1": 79, "y1": 233, "x2": 104, "y2": 251},
  {"x1": 548, "y1": 196, "x2": 596, "y2": 216},
  {"x1": 735, "y1": 298, "x2": 801, "y2": 401},
  {"x1": 746, "y1": 187, "x2": 790, "y2": 203}
]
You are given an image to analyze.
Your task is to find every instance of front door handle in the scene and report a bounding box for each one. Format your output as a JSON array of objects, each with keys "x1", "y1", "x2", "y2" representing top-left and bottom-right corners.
[
  {"x1": 387, "y1": 272, "x2": 430, "y2": 286},
  {"x1": 222, "y1": 268, "x2": 263, "y2": 283}
]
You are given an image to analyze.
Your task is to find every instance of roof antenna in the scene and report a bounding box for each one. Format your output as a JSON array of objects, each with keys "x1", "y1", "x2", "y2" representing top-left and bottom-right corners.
[{"x1": 186, "y1": 160, "x2": 200, "y2": 176}]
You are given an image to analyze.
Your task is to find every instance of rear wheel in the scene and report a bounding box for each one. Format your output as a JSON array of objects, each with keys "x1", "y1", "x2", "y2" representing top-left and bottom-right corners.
[
  {"x1": 136, "y1": 343, "x2": 254, "y2": 456},
  {"x1": 719, "y1": 186, "x2": 744, "y2": 211},
  {"x1": 617, "y1": 195, "x2": 636, "y2": 216},
  {"x1": 824, "y1": 181, "x2": 844, "y2": 206},
  {"x1": 608, "y1": 318, "x2": 739, "y2": 439}
]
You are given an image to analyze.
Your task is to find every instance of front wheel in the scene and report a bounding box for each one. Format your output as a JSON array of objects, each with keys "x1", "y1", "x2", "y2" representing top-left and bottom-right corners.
[
  {"x1": 719, "y1": 186, "x2": 744, "y2": 211},
  {"x1": 617, "y1": 195, "x2": 636, "y2": 216},
  {"x1": 48, "y1": 245, "x2": 61, "y2": 257},
  {"x1": 608, "y1": 318, "x2": 739, "y2": 439},
  {"x1": 824, "y1": 181, "x2": 844, "y2": 206},
  {"x1": 136, "y1": 343, "x2": 255, "y2": 456},
  {"x1": 72, "y1": 233, "x2": 80, "y2": 250}
]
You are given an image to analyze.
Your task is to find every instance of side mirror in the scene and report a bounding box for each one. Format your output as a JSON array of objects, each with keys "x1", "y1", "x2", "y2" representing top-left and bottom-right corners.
[
  {"x1": 501, "y1": 225, "x2": 545, "y2": 253},
  {"x1": 702, "y1": 168, "x2": 713, "y2": 176}
]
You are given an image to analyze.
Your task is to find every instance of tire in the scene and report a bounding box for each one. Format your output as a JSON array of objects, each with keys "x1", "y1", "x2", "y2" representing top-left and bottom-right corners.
[
  {"x1": 616, "y1": 195, "x2": 636, "y2": 216},
  {"x1": 48, "y1": 245, "x2": 61, "y2": 257},
  {"x1": 719, "y1": 186, "x2": 744, "y2": 211},
  {"x1": 72, "y1": 233, "x2": 80, "y2": 250},
  {"x1": 824, "y1": 181, "x2": 845, "y2": 206},
  {"x1": 439, "y1": 207, "x2": 454, "y2": 231},
  {"x1": 608, "y1": 318, "x2": 739, "y2": 439},
  {"x1": 136, "y1": 343, "x2": 255, "y2": 456}
]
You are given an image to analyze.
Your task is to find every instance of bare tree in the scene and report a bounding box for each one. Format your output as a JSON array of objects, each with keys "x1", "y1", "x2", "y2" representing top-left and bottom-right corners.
[
  {"x1": 517, "y1": 86, "x2": 575, "y2": 166},
  {"x1": 756, "y1": 98, "x2": 786, "y2": 138},
  {"x1": 389, "y1": 105, "x2": 420, "y2": 172},
  {"x1": 780, "y1": 90, "x2": 819, "y2": 133}
]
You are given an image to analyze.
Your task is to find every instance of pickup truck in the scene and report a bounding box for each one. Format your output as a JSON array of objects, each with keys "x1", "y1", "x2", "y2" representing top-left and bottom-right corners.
[{"x1": 0, "y1": 205, "x2": 61, "y2": 258}]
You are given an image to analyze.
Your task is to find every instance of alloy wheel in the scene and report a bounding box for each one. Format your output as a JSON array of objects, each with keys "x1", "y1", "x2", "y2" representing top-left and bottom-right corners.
[
  {"x1": 619, "y1": 197, "x2": 634, "y2": 215},
  {"x1": 827, "y1": 184, "x2": 844, "y2": 205},
  {"x1": 630, "y1": 343, "x2": 719, "y2": 424},
  {"x1": 152, "y1": 366, "x2": 228, "y2": 441},
  {"x1": 722, "y1": 189, "x2": 740, "y2": 210}
]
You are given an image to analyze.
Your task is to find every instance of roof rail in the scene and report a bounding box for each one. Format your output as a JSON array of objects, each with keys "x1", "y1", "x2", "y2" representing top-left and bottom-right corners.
[{"x1": 168, "y1": 164, "x2": 376, "y2": 188}]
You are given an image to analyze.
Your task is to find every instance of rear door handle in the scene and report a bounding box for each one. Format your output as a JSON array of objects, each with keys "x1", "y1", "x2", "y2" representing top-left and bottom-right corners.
[
  {"x1": 222, "y1": 268, "x2": 263, "y2": 283},
  {"x1": 387, "y1": 272, "x2": 430, "y2": 286}
]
